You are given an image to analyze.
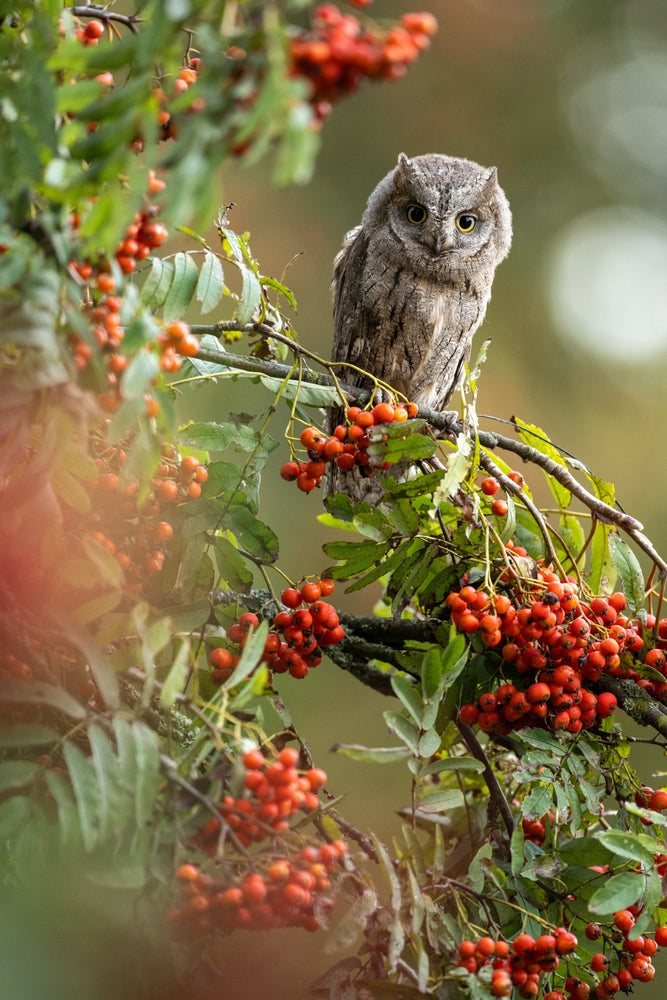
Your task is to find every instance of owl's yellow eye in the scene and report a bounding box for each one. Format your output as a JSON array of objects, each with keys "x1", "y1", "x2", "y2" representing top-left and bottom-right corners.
[
  {"x1": 456, "y1": 213, "x2": 476, "y2": 233},
  {"x1": 406, "y1": 203, "x2": 428, "y2": 225}
]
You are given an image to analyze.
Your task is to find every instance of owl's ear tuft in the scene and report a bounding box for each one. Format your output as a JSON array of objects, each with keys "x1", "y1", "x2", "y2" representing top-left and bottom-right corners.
[
  {"x1": 396, "y1": 152, "x2": 415, "y2": 177},
  {"x1": 479, "y1": 166, "x2": 499, "y2": 199}
]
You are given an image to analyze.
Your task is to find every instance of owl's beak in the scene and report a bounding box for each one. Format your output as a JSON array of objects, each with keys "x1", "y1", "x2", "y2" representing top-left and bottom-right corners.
[{"x1": 433, "y1": 228, "x2": 453, "y2": 256}]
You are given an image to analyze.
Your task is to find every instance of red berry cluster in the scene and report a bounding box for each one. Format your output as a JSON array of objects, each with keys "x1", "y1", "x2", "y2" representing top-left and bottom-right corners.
[
  {"x1": 579, "y1": 907, "x2": 665, "y2": 996},
  {"x1": 153, "y1": 59, "x2": 205, "y2": 142},
  {"x1": 480, "y1": 472, "x2": 525, "y2": 518},
  {"x1": 449, "y1": 558, "x2": 667, "y2": 734},
  {"x1": 456, "y1": 928, "x2": 578, "y2": 999},
  {"x1": 73, "y1": 17, "x2": 106, "y2": 45},
  {"x1": 209, "y1": 580, "x2": 344, "y2": 683},
  {"x1": 289, "y1": 4, "x2": 438, "y2": 116},
  {"x1": 169, "y1": 836, "x2": 347, "y2": 939},
  {"x1": 69, "y1": 442, "x2": 206, "y2": 592},
  {"x1": 280, "y1": 401, "x2": 419, "y2": 493},
  {"x1": 190, "y1": 747, "x2": 328, "y2": 851},
  {"x1": 68, "y1": 173, "x2": 176, "y2": 414}
]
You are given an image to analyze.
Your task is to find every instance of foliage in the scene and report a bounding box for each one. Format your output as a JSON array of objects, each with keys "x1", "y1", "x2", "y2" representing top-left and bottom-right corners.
[{"x1": 2, "y1": 4, "x2": 667, "y2": 1000}]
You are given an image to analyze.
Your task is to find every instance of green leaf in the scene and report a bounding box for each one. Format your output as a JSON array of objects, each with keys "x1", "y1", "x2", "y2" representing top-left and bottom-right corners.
[
  {"x1": 513, "y1": 419, "x2": 571, "y2": 507},
  {"x1": 391, "y1": 675, "x2": 424, "y2": 726},
  {"x1": 213, "y1": 535, "x2": 254, "y2": 593},
  {"x1": 141, "y1": 257, "x2": 175, "y2": 309},
  {"x1": 44, "y1": 770, "x2": 83, "y2": 852},
  {"x1": 51, "y1": 466, "x2": 92, "y2": 514},
  {"x1": 62, "y1": 741, "x2": 99, "y2": 852},
  {"x1": 352, "y1": 511, "x2": 393, "y2": 542},
  {"x1": 332, "y1": 744, "x2": 411, "y2": 764},
  {"x1": 81, "y1": 534, "x2": 124, "y2": 587},
  {"x1": 588, "y1": 871, "x2": 647, "y2": 915},
  {"x1": 196, "y1": 251, "x2": 225, "y2": 314},
  {"x1": 0, "y1": 724, "x2": 58, "y2": 748},
  {"x1": 0, "y1": 795, "x2": 31, "y2": 839},
  {"x1": 367, "y1": 425, "x2": 437, "y2": 464},
  {"x1": 163, "y1": 251, "x2": 200, "y2": 321},
  {"x1": 237, "y1": 265, "x2": 262, "y2": 325},
  {"x1": 133, "y1": 722, "x2": 161, "y2": 827},
  {"x1": 0, "y1": 760, "x2": 39, "y2": 791},
  {"x1": 227, "y1": 506, "x2": 279, "y2": 563},
  {"x1": 417, "y1": 728, "x2": 441, "y2": 758},
  {"x1": 418, "y1": 788, "x2": 465, "y2": 812},
  {"x1": 225, "y1": 621, "x2": 269, "y2": 687},
  {"x1": 384, "y1": 711, "x2": 420, "y2": 754},
  {"x1": 87, "y1": 722, "x2": 129, "y2": 840},
  {"x1": 419, "y1": 756, "x2": 485, "y2": 778},
  {"x1": 608, "y1": 534, "x2": 644, "y2": 614},
  {"x1": 589, "y1": 522, "x2": 616, "y2": 596},
  {"x1": 420, "y1": 646, "x2": 443, "y2": 700},
  {"x1": 322, "y1": 538, "x2": 392, "y2": 580},
  {"x1": 0, "y1": 676, "x2": 86, "y2": 719},
  {"x1": 595, "y1": 830, "x2": 655, "y2": 868},
  {"x1": 160, "y1": 641, "x2": 191, "y2": 708}
]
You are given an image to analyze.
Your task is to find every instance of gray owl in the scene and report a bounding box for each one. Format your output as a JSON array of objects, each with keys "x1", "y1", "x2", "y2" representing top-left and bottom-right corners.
[{"x1": 327, "y1": 152, "x2": 512, "y2": 499}]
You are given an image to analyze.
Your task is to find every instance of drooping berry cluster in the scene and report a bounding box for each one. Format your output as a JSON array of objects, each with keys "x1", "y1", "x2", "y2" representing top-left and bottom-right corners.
[
  {"x1": 209, "y1": 580, "x2": 344, "y2": 683},
  {"x1": 451, "y1": 558, "x2": 667, "y2": 734},
  {"x1": 456, "y1": 928, "x2": 578, "y2": 999},
  {"x1": 280, "y1": 401, "x2": 419, "y2": 493},
  {"x1": 208, "y1": 580, "x2": 345, "y2": 684},
  {"x1": 69, "y1": 442, "x2": 207, "y2": 592},
  {"x1": 67, "y1": 173, "x2": 185, "y2": 415},
  {"x1": 169, "y1": 837, "x2": 347, "y2": 938},
  {"x1": 289, "y1": 4, "x2": 438, "y2": 117},
  {"x1": 577, "y1": 906, "x2": 666, "y2": 997},
  {"x1": 153, "y1": 59, "x2": 205, "y2": 143},
  {"x1": 190, "y1": 747, "x2": 328, "y2": 851}
]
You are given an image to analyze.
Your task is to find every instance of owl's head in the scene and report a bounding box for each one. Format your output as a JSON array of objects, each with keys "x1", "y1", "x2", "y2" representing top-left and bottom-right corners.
[{"x1": 363, "y1": 152, "x2": 512, "y2": 278}]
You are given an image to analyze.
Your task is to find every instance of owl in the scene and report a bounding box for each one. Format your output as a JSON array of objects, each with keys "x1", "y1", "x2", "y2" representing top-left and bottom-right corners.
[{"x1": 327, "y1": 152, "x2": 512, "y2": 499}]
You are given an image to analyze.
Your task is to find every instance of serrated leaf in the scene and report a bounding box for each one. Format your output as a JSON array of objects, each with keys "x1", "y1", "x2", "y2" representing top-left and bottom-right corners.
[
  {"x1": 417, "y1": 727, "x2": 441, "y2": 758},
  {"x1": 133, "y1": 722, "x2": 161, "y2": 826},
  {"x1": 0, "y1": 760, "x2": 39, "y2": 791},
  {"x1": 332, "y1": 744, "x2": 411, "y2": 764},
  {"x1": 88, "y1": 722, "x2": 129, "y2": 840},
  {"x1": 227, "y1": 506, "x2": 279, "y2": 563},
  {"x1": 522, "y1": 785, "x2": 554, "y2": 819},
  {"x1": 160, "y1": 641, "x2": 190, "y2": 708},
  {"x1": 384, "y1": 711, "x2": 420, "y2": 754},
  {"x1": 196, "y1": 251, "x2": 225, "y2": 314},
  {"x1": 0, "y1": 795, "x2": 31, "y2": 839},
  {"x1": 352, "y1": 511, "x2": 393, "y2": 542},
  {"x1": 225, "y1": 621, "x2": 269, "y2": 687},
  {"x1": 260, "y1": 375, "x2": 342, "y2": 408},
  {"x1": 141, "y1": 257, "x2": 175, "y2": 309},
  {"x1": 0, "y1": 676, "x2": 86, "y2": 719},
  {"x1": 513, "y1": 418, "x2": 571, "y2": 507},
  {"x1": 163, "y1": 251, "x2": 199, "y2": 321},
  {"x1": 589, "y1": 522, "x2": 615, "y2": 595},
  {"x1": 418, "y1": 788, "x2": 465, "y2": 812},
  {"x1": 237, "y1": 265, "x2": 261, "y2": 325},
  {"x1": 0, "y1": 724, "x2": 57, "y2": 748},
  {"x1": 51, "y1": 466, "x2": 92, "y2": 514},
  {"x1": 588, "y1": 871, "x2": 646, "y2": 914},
  {"x1": 419, "y1": 756, "x2": 485, "y2": 777},
  {"x1": 213, "y1": 535, "x2": 254, "y2": 593},
  {"x1": 391, "y1": 675, "x2": 424, "y2": 726},
  {"x1": 608, "y1": 534, "x2": 644, "y2": 614},
  {"x1": 595, "y1": 830, "x2": 655, "y2": 868},
  {"x1": 63, "y1": 741, "x2": 99, "y2": 852},
  {"x1": 44, "y1": 770, "x2": 83, "y2": 852},
  {"x1": 367, "y1": 426, "x2": 436, "y2": 464}
]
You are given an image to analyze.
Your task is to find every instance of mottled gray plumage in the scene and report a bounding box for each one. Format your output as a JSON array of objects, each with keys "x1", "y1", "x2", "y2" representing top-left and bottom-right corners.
[{"x1": 328, "y1": 152, "x2": 512, "y2": 500}]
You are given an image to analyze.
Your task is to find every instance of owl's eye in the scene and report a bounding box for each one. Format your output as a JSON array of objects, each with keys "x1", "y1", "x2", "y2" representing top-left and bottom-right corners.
[
  {"x1": 406, "y1": 203, "x2": 428, "y2": 225},
  {"x1": 456, "y1": 213, "x2": 476, "y2": 233}
]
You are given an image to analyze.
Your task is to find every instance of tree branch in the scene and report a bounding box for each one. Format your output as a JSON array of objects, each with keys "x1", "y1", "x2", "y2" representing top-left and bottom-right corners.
[{"x1": 189, "y1": 341, "x2": 664, "y2": 573}]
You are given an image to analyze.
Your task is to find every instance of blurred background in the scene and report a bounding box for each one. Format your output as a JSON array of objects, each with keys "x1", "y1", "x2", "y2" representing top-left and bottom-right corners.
[{"x1": 8, "y1": 1, "x2": 667, "y2": 998}]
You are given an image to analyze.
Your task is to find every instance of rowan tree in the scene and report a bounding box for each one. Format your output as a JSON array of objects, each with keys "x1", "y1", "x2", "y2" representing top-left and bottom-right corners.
[{"x1": 2, "y1": 4, "x2": 667, "y2": 1000}]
